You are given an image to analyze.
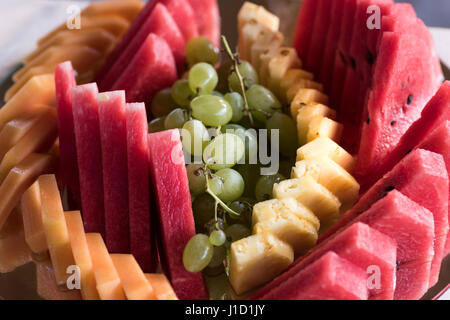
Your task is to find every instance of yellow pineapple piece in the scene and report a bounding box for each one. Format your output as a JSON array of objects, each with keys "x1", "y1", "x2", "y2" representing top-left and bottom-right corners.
[
  {"x1": 259, "y1": 44, "x2": 282, "y2": 86},
  {"x1": 279, "y1": 69, "x2": 314, "y2": 104},
  {"x1": 267, "y1": 47, "x2": 302, "y2": 98},
  {"x1": 250, "y1": 29, "x2": 284, "y2": 72},
  {"x1": 287, "y1": 80, "x2": 324, "y2": 103},
  {"x1": 296, "y1": 137, "x2": 356, "y2": 173},
  {"x1": 291, "y1": 159, "x2": 360, "y2": 207},
  {"x1": 290, "y1": 88, "x2": 329, "y2": 119},
  {"x1": 273, "y1": 176, "x2": 341, "y2": 222},
  {"x1": 307, "y1": 116, "x2": 344, "y2": 143},
  {"x1": 296, "y1": 103, "x2": 336, "y2": 146},
  {"x1": 238, "y1": 2, "x2": 280, "y2": 33},
  {"x1": 239, "y1": 21, "x2": 269, "y2": 62},
  {"x1": 229, "y1": 233, "x2": 293, "y2": 295}
]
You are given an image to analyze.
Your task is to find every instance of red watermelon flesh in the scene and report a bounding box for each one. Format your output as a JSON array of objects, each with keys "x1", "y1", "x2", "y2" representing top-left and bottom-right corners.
[
  {"x1": 147, "y1": 129, "x2": 207, "y2": 300},
  {"x1": 162, "y1": 0, "x2": 198, "y2": 41},
  {"x1": 418, "y1": 121, "x2": 450, "y2": 256},
  {"x1": 187, "y1": 0, "x2": 220, "y2": 47},
  {"x1": 71, "y1": 83, "x2": 105, "y2": 237},
  {"x1": 262, "y1": 252, "x2": 368, "y2": 300},
  {"x1": 100, "y1": 3, "x2": 184, "y2": 91},
  {"x1": 54, "y1": 61, "x2": 80, "y2": 205},
  {"x1": 98, "y1": 90, "x2": 130, "y2": 254},
  {"x1": 329, "y1": 0, "x2": 358, "y2": 108},
  {"x1": 293, "y1": 0, "x2": 319, "y2": 64},
  {"x1": 321, "y1": 149, "x2": 448, "y2": 287},
  {"x1": 305, "y1": 0, "x2": 333, "y2": 78},
  {"x1": 126, "y1": 102, "x2": 156, "y2": 272},
  {"x1": 254, "y1": 222, "x2": 396, "y2": 300},
  {"x1": 320, "y1": 0, "x2": 345, "y2": 92},
  {"x1": 95, "y1": 0, "x2": 157, "y2": 83},
  {"x1": 111, "y1": 33, "x2": 177, "y2": 105},
  {"x1": 354, "y1": 190, "x2": 434, "y2": 300},
  {"x1": 360, "y1": 81, "x2": 450, "y2": 190}
]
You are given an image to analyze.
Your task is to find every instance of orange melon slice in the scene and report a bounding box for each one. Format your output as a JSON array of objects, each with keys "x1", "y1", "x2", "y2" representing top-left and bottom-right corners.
[{"x1": 144, "y1": 274, "x2": 178, "y2": 300}]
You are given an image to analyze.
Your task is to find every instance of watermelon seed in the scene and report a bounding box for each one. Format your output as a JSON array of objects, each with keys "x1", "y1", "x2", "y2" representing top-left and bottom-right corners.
[
  {"x1": 350, "y1": 57, "x2": 356, "y2": 70},
  {"x1": 407, "y1": 94, "x2": 413, "y2": 105},
  {"x1": 366, "y1": 117, "x2": 370, "y2": 124},
  {"x1": 406, "y1": 149, "x2": 412, "y2": 155},
  {"x1": 339, "y1": 51, "x2": 346, "y2": 64},
  {"x1": 366, "y1": 50, "x2": 375, "y2": 65},
  {"x1": 390, "y1": 120, "x2": 396, "y2": 126},
  {"x1": 385, "y1": 186, "x2": 395, "y2": 192}
]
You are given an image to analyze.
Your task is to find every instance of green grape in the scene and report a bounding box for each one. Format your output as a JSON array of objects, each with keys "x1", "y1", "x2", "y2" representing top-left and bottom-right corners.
[
  {"x1": 151, "y1": 88, "x2": 177, "y2": 118},
  {"x1": 209, "y1": 230, "x2": 226, "y2": 247},
  {"x1": 192, "y1": 194, "x2": 216, "y2": 232},
  {"x1": 234, "y1": 164, "x2": 261, "y2": 198},
  {"x1": 246, "y1": 84, "x2": 282, "y2": 123},
  {"x1": 221, "y1": 126, "x2": 258, "y2": 164},
  {"x1": 183, "y1": 234, "x2": 214, "y2": 272},
  {"x1": 215, "y1": 168, "x2": 245, "y2": 202},
  {"x1": 171, "y1": 79, "x2": 195, "y2": 107},
  {"x1": 181, "y1": 120, "x2": 210, "y2": 156},
  {"x1": 228, "y1": 199, "x2": 254, "y2": 227},
  {"x1": 224, "y1": 92, "x2": 245, "y2": 122},
  {"x1": 228, "y1": 60, "x2": 259, "y2": 93},
  {"x1": 204, "y1": 273, "x2": 231, "y2": 300},
  {"x1": 209, "y1": 176, "x2": 224, "y2": 196},
  {"x1": 225, "y1": 224, "x2": 251, "y2": 243},
  {"x1": 203, "y1": 133, "x2": 245, "y2": 170},
  {"x1": 188, "y1": 62, "x2": 218, "y2": 94},
  {"x1": 208, "y1": 245, "x2": 227, "y2": 268},
  {"x1": 220, "y1": 123, "x2": 245, "y2": 134},
  {"x1": 205, "y1": 218, "x2": 225, "y2": 236},
  {"x1": 255, "y1": 173, "x2": 285, "y2": 202},
  {"x1": 266, "y1": 112, "x2": 299, "y2": 157},
  {"x1": 191, "y1": 95, "x2": 233, "y2": 127},
  {"x1": 211, "y1": 91, "x2": 224, "y2": 98},
  {"x1": 186, "y1": 36, "x2": 220, "y2": 66},
  {"x1": 148, "y1": 117, "x2": 166, "y2": 133},
  {"x1": 186, "y1": 164, "x2": 206, "y2": 195},
  {"x1": 216, "y1": 60, "x2": 233, "y2": 93},
  {"x1": 164, "y1": 108, "x2": 189, "y2": 129}
]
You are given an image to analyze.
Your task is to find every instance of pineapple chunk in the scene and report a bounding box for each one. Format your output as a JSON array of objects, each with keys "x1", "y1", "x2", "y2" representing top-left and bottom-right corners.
[
  {"x1": 252, "y1": 198, "x2": 320, "y2": 230},
  {"x1": 287, "y1": 80, "x2": 324, "y2": 103},
  {"x1": 267, "y1": 47, "x2": 302, "y2": 97},
  {"x1": 279, "y1": 69, "x2": 314, "y2": 104},
  {"x1": 296, "y1": 137, "x2": 356, "y2": 173},
  {"x1": 229, "y1": 233, "x2": 293, "y2": 295},
  {"x1": 290, "y1": 88, "x2": 329, "y2": 119},
  {"x1": 250, "y1": 30, "x2": 284, "y2": 72},
  {"x1": 273, "y1": 177, "x2": 341, "y2": 222},
  {"x1": 306, "y1": 116, "x2": 344, "y2": 143},
  {"x1": 297, "y1": 103, "x2": 336, "y2": 146},
  {"x1": 239, "y1": 21, "x2": 268, "y2": 62},
  {"x1": 291, "y1": 159, "x2": 360, "y2": 207},
  {"x1": 238, "y1": 2, "x2": 280, "y2": 33},
  {"x1": 259, "y1": 45, "x2": 282, "y2": 86}
]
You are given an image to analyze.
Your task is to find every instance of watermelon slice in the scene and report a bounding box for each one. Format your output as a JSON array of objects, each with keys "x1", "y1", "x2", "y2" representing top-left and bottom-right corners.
[
  {"x1": 162, "y1": 0, "x2": 199, "y2": 41},
  {"x1": 95, "y1": 0, "x2": 158, "y2": 83},
  {"x1": 262, "y1": 252, "x2": 368, "y2": 300},
  {"x1": 360, "y1": 81, "x2": 450, "y2": 189},
  {"x1": 187, "y1": 0, "x2": 220, "y2": 47},
  {"x1": 354, "y1": 190, "x2": 435, "y2": 300},
  {"x1": 111, "y1": 33, "x2": 177, "y2": 105},
  {"x1": 305, "y1": 0, "x2": 333, "y2": 78},
  {"x1": 98, "y1": 90, "x2": 130, "y2": 254},
  {"x1": 292, "y1": 0, "x2": 319, "y2": 64},
  {"x1": 126, "y1": 102, "x2": 156, "y2": 272},
  {"x1": 254, "y1": 222, "x2": 396, "y2": 300},
  {"x1": 71, "y1": 83, "x2": 105, "y2": 237},
  {"x1": 100, "y1": 3, "x2": 185, "y2": 91},
  {"x1": 54, "y1": 61, "x2": 80, "y2": 205},
  {"x1": 147, "y1": 129, "x2": 207, "y2": 300},
  {"x1": 322, "y1": 149, "x2": 448, "y2": 287}
]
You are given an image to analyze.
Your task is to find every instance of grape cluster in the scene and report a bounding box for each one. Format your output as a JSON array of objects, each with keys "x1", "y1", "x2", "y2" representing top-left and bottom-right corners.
[{"x1": 149, "y1": 36, "x2": 299, "y2": 276}]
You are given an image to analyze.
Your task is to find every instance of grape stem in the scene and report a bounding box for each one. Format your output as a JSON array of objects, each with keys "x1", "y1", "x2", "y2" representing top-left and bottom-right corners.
[{"x1": 221, "y1": 35, "x2": 254, "y2": 126}]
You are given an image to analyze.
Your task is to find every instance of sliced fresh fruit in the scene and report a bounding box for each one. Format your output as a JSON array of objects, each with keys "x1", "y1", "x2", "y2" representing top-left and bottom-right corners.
[
  {"x1": 296, "y1": 103, "x2": 336, "y2": 146},
  {"x1": 187, "y1": 0, "x2": 221, "y2": 47},
  {"x1": 85, "y1": 233, "x2": 126, "y2": 300},
  {"x1": 147, "y1": 129, "x2": 207, "y2": 300},
  {"x1": 144, "y1": 274, "x2": 178, "y2": 300},
  {"x1": 162, "y1": 0, "x2": 199, "y2": 41},
  {"x1": 72, "y1": 83, "x2": 105, "y2": 236},
  {"x1": 239, "y1": 20, "x2": 270, "y2": 62},
  {"x1": 229, "y1": 232, "x2": 294, "y2": 295},
  {"x1": 292, "y1": 0, "x2": 319, "y2": 63},
  {"x1": 290, "y1": 88, "x2": 329, "y2": 119},
  {"x1": 65, "y1": 211, "x2": 100, "y2": 300},
  {"x1": 306, "y1": 116, "x2": 343, "y2": 143},
  {"x1": 238, "y1": 1, "x2": 279, "y2": 33},
  {"x1": 286, "y1": 80, "x2": 323, "y2": 103},
  {"x1": 98, "y1": 91, "x2": 130, "y2": 253},
  {"x1": 267, "y1": 47, "x2": 302, "y2": 98},
  {"x1": 279, "y1": 68, "x2": 314, "y2": 104},
  {"x1": 250, "y1": 29, "x2": 284, "y2": 73},
  {"x1": 81, "y1": 0, "x2": 144, "y2": 21}
]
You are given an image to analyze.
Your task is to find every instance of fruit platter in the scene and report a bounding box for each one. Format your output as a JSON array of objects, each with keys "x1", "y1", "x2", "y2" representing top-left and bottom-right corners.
[{"x1": 0, "y1": 0, "x2": 449, "y2": 300}]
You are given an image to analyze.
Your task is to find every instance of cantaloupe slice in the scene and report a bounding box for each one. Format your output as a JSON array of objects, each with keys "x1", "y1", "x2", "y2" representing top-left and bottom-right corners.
[
  {"x1": 36, "y1": 259, "x2": 81, "y2": 300},
  {"x1": 286, "y1": 80, "x2": 324, "y2": 103},
  {"x1": 0, "y1": 106, "x2": 49, "y2": 160},
  {"x1": 86, "y1": 233, "x2": 126, "y2": 300},
  {"x1": 39, "y1": 174, "x2": 75, "y2": 288},
  {"x1": 0, "y1": 153, "x2": 54, "y2": 231},
  {"x1": 21, "y1": 181, "x2": 48, "y2": 255},
  {"x1": 81, "y1": 0, "x2": 144, "y2": 22},
  {"x1": 144, "y1": 274, "x2": 178, "y2": 300},
  {"x1": 110, "y1": 254, "x2": 156, "y2": 300},
  {"x1": 0, "y1": 107, "x2": 57, "y2": 183},
  {"x1": 37, "y1": 15, "x2": 130, "y2": 47},
  {"x1": 290, "y1": 88, "x2": 329, "y2": 119},
  {"x1": 296, "y1": 103, "x2": 336, "y2": 146},
  {"x1": 65, "y1": 211, "x2": 100, "y2": 300},
  {"x1": 0, "y1": 74, "x2": 55, "y2": 129},
  {"x1": 306, "y1": 116, "x2": 344, "y2": 143}
]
